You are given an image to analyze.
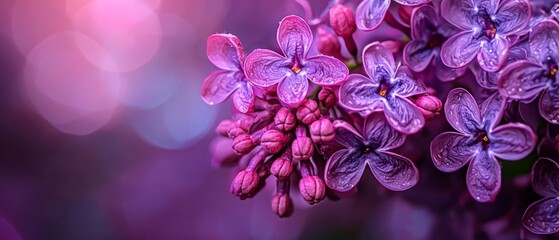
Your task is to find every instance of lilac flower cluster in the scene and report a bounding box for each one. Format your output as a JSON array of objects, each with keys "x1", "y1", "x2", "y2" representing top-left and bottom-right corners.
[{"x1": 201, "y1": 0, "x2": 559, "y2": 236}]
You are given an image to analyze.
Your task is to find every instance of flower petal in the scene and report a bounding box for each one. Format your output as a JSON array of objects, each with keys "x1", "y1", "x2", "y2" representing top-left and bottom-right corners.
[
  {"x1": 304, "y1": 55, "x2": 349, "y2": 86},
  {"x1": 440, "y1": 30, "x2": 481, "y2": 68},
  {"x1": 445, "y1": 88, "x2": 482, "y2": 134},
  {"x1": 277, "y1": 15, "x2": 313, "y2": 59},
  {"x1": 490, "y1": 123, "x2": 536, "y2": 160},
  {"x1": 325, "y1": 149, "x2": 368, "y2": 192},
  {"x1": 410, "y1": 5, "x2": 439, "y2": 41},
  {"x1": 441, "y1": 0, "x2": 494, "y2": 30},
  {"x1": 277, "y1": 73, "x2": 309, "y2": 106},
  {"x1": 530, "y1": 20, "x2": 559, "y2": 63},
  {"x1": 384, "y1": 96, "x2": 425, "y2": 134},
  {"x1": 393, "y1": 0, "x2": 431, "y2": 6},
  {"x1": 244, "y1": 49, "x2": 289, "y2": 87},
  {"x1": 480, "y1": 92, "x2": 506, "y2": 129},
  {"x1": 431, "y1": 132, "x2": 479, "y2": 172},
  {"x1": 356, "y1": 0, "x2": 391, "y2": 31},
  {"x1": 495, "y1": 0, "x2": 531, "y2": 35},
  {"x1": 338, "y1": 74, "x2": 384, "y2": 115},
  {"x1": 363, "y1": 113, "x2": 406, "y2": 150},
  {"x1": 466, "y1": 151, "x2": 501, "y2": 202},
  {"x1": 362, "y1": 42, "x2": 396, "y2": 80},
  {"x1": 471, "y1": 61, "x2": 499, "y2": 89},
  {"x1": 201, "y1": 70, "x2": 241, "y2": 105},
  {"x1": 232, "y1": 82, "x2": 254, "y2": 113},
  {"x1": 332, "y1": 120, "x2": 365, "y2": 148},
  {"x1": 435, "y1": 56, "x2": 467, "y2": 81},
  {"x1": 391, "y1": 66, "x2": 427, "y2": 97},
  {"x1": 403, "y1": 40, "x2": 435, "y2": 72},
  {"x1": 367, "y1": 151, "x2": 419, "y2": 191},
  {"x1": 531, "y1": 158, "x2": 559, "y2": 197},
  {"x1": 206, "y1": 34, "x2": 244, "y2": 71},
  {"x1": 522, "y1": 197, "x2": 559, "y2": 235},
  {"x1": 497, "y1": 60, "x2": 547, "y2": 100},
  {"x1": 477, "y1": 36, "x2": 509, "y2": 72},
  {"x1": 539, "y1": 87, "x2": 559, "y2": 124}
]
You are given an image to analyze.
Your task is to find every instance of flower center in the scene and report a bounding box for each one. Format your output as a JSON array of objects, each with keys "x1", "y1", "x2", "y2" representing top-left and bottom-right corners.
[
  {"x1": 378, "y1": 83, "x2": 389, "y2": 97},
  {"x1": 363, "y1": 146, "x2": 372, "y2": 153},
  {"x1": 428, "y1": 33, "x2": 445, "y2": 48},
  {"x1": 475, "y1": 131, "x2": 491, "y2": 149},
  {"x1": 290, "y1": 59, "x2": 302, "y2": 74},
  {"x1": 479, "y1": 11, "x2": 497, "y2": 39},
  {"x1": 547, "y1": 61, "x2": 558, "y2": 79}
]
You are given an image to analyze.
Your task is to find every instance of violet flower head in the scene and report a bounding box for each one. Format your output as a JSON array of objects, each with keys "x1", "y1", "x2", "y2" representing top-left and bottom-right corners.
[
  {"x1": 201, "y1": 34, "x2": 255, "y2": 113},
  {"x1": 325, "y1": 113, "x2": 419, "y2": 192},
  {"x1": 339, "y1": 42, "x2": 427, "y2": 134},
  {"x1": 430, "y1": 88, "x2": 537, "y2": 202},
  {"x1": 356, "y1": 0, "x2": 431, "y2": 31},
  {"x1": 522, "y1": 157, "x2": 559, "y2": 235},
  {"x1": 244, "y1": 15, "x2": 349, "y2": 106},
  {"x1": 472, "y1": 44, "x2": 528, "y2": 89},
  {"x1": 440, "y1": 0, "x2": 531, "y2": 72},
  {"x1": 403, "y1": 5, "x2": 466, "y2": 81},
  {"x1": 498, "y1": 20, "x2": 559, "y2": 124}
]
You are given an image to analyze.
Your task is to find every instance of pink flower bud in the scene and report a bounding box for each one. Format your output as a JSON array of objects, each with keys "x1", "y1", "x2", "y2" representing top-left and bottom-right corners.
[
  {"x1": 414, "y1": 95, "x2": 443, "y2": 120},
  {"x1": 299, "y1": 176, "x2": 326, "y2": 205},
  {"x1": 381, "y1": 40, "x2": 402, "y2": 54},
  {"x1": 270, "y1": 158, "x2": 293, "y2": 180},
  {"x1": 296, "y1": 100, "x2": 320, "y2": 125},
  {"x1": 292, "y1": 136, "x2": 314, "y2": 160},
  {"x1": 216, "y1": 120, "x2": 234, "y2": 137},
  {"x1": 232, "y1": 134, "x2": 256, "y2": 155},
  {"x1": 230, "y1": 170, "x2": 259, "y2": 198},
  {"x1": 271, "y1": 193, "x2": 293, "y2": 218},
  {"x1": 274, "y1": 108, "x2": 296, "y2": 132},
  {"x1": 329, "y1": 4, "x2": 356, "y2": 38},
  {"x1": 260, "y1": 130, "x2": 287, "y2": 154},
  {"x1": 317, "y1": 26, "x2": 343, "y2": 60},
  {"x1": 310, "y1": 118, "x2": 335, "y2": 143},
  {"x1": 227, "y1": 126, "x2": 246, "y2": 139},
  {"x1": 318, "y1": 88, "x2": 337, "y2": 108}
]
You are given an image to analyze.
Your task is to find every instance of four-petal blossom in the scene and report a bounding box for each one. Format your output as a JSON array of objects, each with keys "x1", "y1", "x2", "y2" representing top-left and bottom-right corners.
[{"x1": 356, "y1": 0, "x2": 431, "y2": 31}]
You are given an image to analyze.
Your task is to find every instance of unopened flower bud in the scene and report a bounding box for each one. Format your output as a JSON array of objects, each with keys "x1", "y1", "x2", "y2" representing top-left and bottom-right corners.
[
  {"x1": 271, "y1": 193, "x2": 293, "y2": 218},
  {"x1": 227, "y1": 126, "x2": 246, "y2": 138},
  {"x1": 318, "y1": 88, "x2": 337, "y2": 108},
  {"x1": 216, "y1": 120, "x2": 234, "y2": 137},
  {"x1": 260, "y1": 130, "x2": 288, "y2": 154},
  {"x1": 232, "y1": 134, "x2": 256, "y2": 155},
  {"x1": 296, "y1": 100, "x2": 320, "y2": 125},
  {"x1": 299, "y1": 176, "x2": 326, "y2": 205},
  {"x1": 270, "y1": 158, "x2": 293, "y2": 179},
  {"x1": 415, "y1": 95, "x2": 443, "y2": 120},
  {"x1": 310, "y1": 118, "x2": 335, "y2": 143},
  {"x1": 381, "y1": 40, "x2": 402, "y2": 54},
  {"x1": 329, "y1": 4, "x2": 356, "y2": 38},
  {"x1": 230, "y1": 170, "x2": 259, "y2": 198},
  {"x1": 274, "y1": 108, "x2": 296, "y2": 132},
  {"x1": 292, "y1": 136, "x2": 314, "y2": 160},
  {"x1": 317, "y1": 26, "x2": 343, "y2": 60}
]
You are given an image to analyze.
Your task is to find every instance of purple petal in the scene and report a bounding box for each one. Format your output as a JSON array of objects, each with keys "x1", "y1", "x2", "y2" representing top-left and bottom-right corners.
[
  {"x1": 325, "y1": 149, "x2": 367, "y2": 192},
  {"x1": 367, "y1": 151, "x2": 419, "y2": 191},
  {"x1": 494, "y1": 0, "x2": 531, "y2": 35},
  {"x1": 539, "y1": 87, "x2": 559, "y2": 124},
  {"x1": 445, "y1": 88, "x2": 482, "y2": 134},
  {"x1": 393, "y1": 0, "x2": 431, "y2": 6},
  {"x1": 232, "y1": 82, "x2": 254, "y2": 113},
  {"x1": 356, "y1": 0, "x2": 391, "y2": 31},
  {"x1": 441, "y1": 0, "x2": 493, "y2": 30},
  {"x1": 522, "y1": 197, "x2": 559, "y2": 234},
  {"x1": 403, "y1": 40, "x2": 435, "y2": 72},
  {"x1": 277, "y1": 15, "x2": 313, "y2": 59},
  {"x1": 305, "y1": 55, "x2": 349, "y2": 86},
  {"x1": 338, "y1": 74, "x2": 385, "y2": 115},
  {"x1": 471, "y1": 61, "x2": 499, "y2": 89},
  {"x1": 391, "y1": 66, "x2": 427, "y2": 97},
  {"x1": 497, "y1": 60, "x2": 547, "y2": 100},
  {"x1": 531, "y1": 158, "x2": 559, "y2": 197},
  {"x1": 206, "y1": 34, "x2": 244, "y2": 71},
  {"x1": 244, "y1": 49, "x2": 288, "y2": 87},
  {"x1": 363, "y1": 113, "x2": 406, "y2": 150},
  {"x1": 490, "y1": 123, "x2": 536, "y2": 160},
  {"x1": 530, "y1": 20, "x2": 559, "y2": 63},
  {"x1": 201, "y1": 70, "x2": 241, "y2": 105},
  {"x1": 362, "y1": 42, "x2": 396, "y2": 80},
  {"x1": 384, "y1": 96, "x2": 425, "y2": 134},
  {"x1": 466, "y1": 150, "x2": 501, "y2": 202},
  {"x1": 431, "y1": 132, "x2": 479, "y2": 172},
  {"x1": 480, "y1": 92, "x2": 506, "y2": 129},
  {"x1": 440, "y1": 30, "x2": 481, "y2": 68},
  {"x1": 277, "y1": 73, "x2": 309, "y2": 106},
  {"x1": 332, "y1": 120, "x2": 366, "y2": 148},
  {"x1": 410, "y1": 5, "x2": 439, "y2": 41},
  {"x1": 435, "y1": 56, "x2": 467, "y2": 81},
  {"x1": 477, "y1": 37, "x2": 509, "y2": 72}
]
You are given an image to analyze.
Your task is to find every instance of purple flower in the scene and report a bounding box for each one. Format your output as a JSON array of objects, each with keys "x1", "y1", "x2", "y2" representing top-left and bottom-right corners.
[
  {"x1": 403, "y1": 5, "x2": 467, "y2": 81},
  {"x1": 355, "y1": 0, "x2": 431, "y2": 31},
  {"x1": 244, "y1": 15, "x2": 349, "y2": 106},
  {"x1": 498, "y1": 20, "x2": 559, "y2": 124},
  {"x1": 440, "y1": 0, "x2": 531, "y2": 72},
  {"x1": 522, "y1": 157, "x2": 559, "y2": 234},
  {"x1": 201, "y1": 34, "x2": 255, "y2": 113},
  {"x1": 338, "y1": 42, "x2": 427, "y2": 134},
  {"x1": 471, "y1": 44, "x2": 528, "y2": 89},
  {"x1": 431, "y1": 88, "x2": 537, "y2": 202},
  {"x1": 325, "y1": 113, "x2": 419, "y2": 192}
]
